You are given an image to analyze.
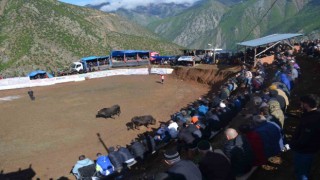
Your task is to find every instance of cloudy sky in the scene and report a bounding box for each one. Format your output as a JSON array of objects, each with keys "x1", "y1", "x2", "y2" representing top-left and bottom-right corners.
[{"x1": 59, "y1": 0, "x2": 199, "y2": 11}]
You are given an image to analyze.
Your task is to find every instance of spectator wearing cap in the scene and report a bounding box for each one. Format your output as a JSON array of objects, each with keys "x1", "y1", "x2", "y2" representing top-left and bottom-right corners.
[
  {"x1": 164, "y1": 148, "x2": 202, "y2": 180},
  {"x1": 72, "y1": 155, "x2": 94, "y2": 179},
  {"x1": 198, "y1": 140, "x2": 234, "y2": 180},
  {"x1": 252, "y1": 115, "x2": 284, "y2": 159},
  {"x1": 223, "y1": 128, "x2": 253, "y2": 177},
  {"x1": 168, "y1": 120, "x2": 179, "y2": 139},
  {"x1": 290, "y1": 94, "x2": 320, "y2": 180}
]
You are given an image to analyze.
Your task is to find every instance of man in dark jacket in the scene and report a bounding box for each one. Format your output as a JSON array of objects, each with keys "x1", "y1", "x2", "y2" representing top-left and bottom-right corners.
[
  {"x1": 117, "y1": 146, "x2": 136, "y2": 168},
  {"x1": 290, "y1": 94, "x2": 320, "y2": 180},
  {"x1": 130, "y1": 140, "x2": 146, "y2": 161},
  {"x1": 108, "y1": 147, "x2": 124, "y2": 173},
  {"x1": 198, "y1": 140, "x2": 234, "y2": 180},
  {"x1": 252, "y1": 115, "x2": 284, "y2": 159},
  {"x1": 164, "y1": 148, "x2": 202, "y2": 180},
  {"x1": 223, "y1": 128, "x2": 253, "y2": 177}
]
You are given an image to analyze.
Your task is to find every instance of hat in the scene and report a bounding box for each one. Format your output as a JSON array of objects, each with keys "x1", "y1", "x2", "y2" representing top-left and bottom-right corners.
[
  {"x1": 219, "y1": 101, "x2": 226, "y2": 108},
  {"x1": 191, "y1": 116, "x2": 198, "y2": 124},
  {"x1": 181, "y1": 110, "x2": 187, "y2": 116},
  {"x1": 197, "y1": 140, "x2": 212, "y2": 151},
  {"x1": 164, "y1": 149, "x2": 180, "y2": 163},
  {"x1": 253, "y1": 96, "x2": 262, "y2": 106},
  {"x1": 269, "y1": 85, "x2": 277, "y2": 90}
]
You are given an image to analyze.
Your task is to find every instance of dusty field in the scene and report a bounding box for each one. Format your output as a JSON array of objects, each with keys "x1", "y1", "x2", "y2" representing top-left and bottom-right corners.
[{"x1": 0, "y1": 73, "x2": 210, "y2": 179}]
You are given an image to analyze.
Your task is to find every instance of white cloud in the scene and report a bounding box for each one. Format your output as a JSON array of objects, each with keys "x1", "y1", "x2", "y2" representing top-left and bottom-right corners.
[{"x1": 90, "y1": 0, "x2": 200, "y2": 11}]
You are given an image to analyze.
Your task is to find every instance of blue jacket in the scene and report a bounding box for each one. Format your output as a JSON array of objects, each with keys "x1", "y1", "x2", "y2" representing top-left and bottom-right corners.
[
  {"x1": 96, "y1": 155, "x2": 115, "y2": 176},
  {"x1": 254, "y1": 121, "x2": 284, "y2": 158},
  {"x1": 198, "y1": 105, "x2": 209, "y2": 117},
  {"x1": 280, "y1": 73, "x2": 291, "y2": 91}
]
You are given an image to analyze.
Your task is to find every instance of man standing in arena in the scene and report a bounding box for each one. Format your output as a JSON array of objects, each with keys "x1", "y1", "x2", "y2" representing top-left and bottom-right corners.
[{"x1": 160, "y1": 74, "x2": 165, "y2": 84}]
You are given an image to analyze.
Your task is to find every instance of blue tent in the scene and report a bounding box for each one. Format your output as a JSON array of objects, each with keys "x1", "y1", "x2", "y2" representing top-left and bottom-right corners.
[
  {"x1": 111, "y1": 50, "x2": 150, "y2": 57},
  {"x1": 28, "y1": 70, "x2": 53, "y2": 79},
  {"x1": 81, "y1": 56, "x2": 109, "y2": 62}
]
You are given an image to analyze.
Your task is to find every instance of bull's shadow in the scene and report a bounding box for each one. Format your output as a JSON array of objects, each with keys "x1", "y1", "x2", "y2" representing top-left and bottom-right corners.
[{"x1": 0, "y1": 164, "x2": 36, "y2": 180}]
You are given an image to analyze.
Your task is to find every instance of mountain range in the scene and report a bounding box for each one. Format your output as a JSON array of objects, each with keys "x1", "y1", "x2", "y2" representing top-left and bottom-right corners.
[
  {"x1": 0, "y1": 0, "x2": 182, "y2": 76},
  {"x1": 88, "y1": 0, "x2": 320, "y2": 49},
  {"x1": 1, "y1": 0, "x2": 319, "y2": 76}
]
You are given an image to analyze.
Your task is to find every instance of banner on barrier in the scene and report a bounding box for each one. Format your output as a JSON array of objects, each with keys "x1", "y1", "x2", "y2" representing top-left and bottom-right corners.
[{"x1": 0, "y1": 68, "x2": 174, "y2": 91}]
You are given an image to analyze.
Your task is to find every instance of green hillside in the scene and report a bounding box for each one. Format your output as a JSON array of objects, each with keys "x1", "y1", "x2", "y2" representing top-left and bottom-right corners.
[
  {"x1": 139, "y1": 0, "x2": 320, "y2": 49},
  {"x1": 147, "y1": 0, "x2": 228, "y2": 49},
  {"x1": 0, "y1": 0, "x2": 183, "y2": 76}
]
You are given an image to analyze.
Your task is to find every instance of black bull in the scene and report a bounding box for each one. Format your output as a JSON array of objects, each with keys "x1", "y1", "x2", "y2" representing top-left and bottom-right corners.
[
  {"x1": 96, "y1": 105, "x2": 121, "y2": 119},
  {"x1": 126, "y1": 115, "x2": 156, "y2": 130}
]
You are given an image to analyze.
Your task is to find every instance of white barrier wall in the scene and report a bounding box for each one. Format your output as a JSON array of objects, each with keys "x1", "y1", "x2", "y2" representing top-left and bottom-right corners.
[{"x1": 0, "y1": 68, "x2": 173, "y2": 91}]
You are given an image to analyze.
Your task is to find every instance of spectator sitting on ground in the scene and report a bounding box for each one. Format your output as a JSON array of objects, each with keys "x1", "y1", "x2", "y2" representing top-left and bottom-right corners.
[
  {"x1": 142, "y1": 132, "x2": 156, "y2": 155},
  {"x1": 108, "y1": 147, "x2": 124, "y2": 173},
  {"x1": 223, "y1": 128, "x2": 254, "y2": 177},
  {"x1": 198, "y1": 100, "x2": 209, "y2": 117},
  {"x1": 197, "y1": 140, "x2": 234, "y2": 180},
  {"x1": 186, "y1": 119, "x2": 202, "y2": 139},
  {"x1": 117, "y1": 145, "x2": 136, "y2": 168},
  {"x1": 168, "y1": 120, "x2": 179, "y2": 139},
  {"x1": 176, "y1": 109, "x2": 191, "y2": 126},
  {"x1": 154, "y1": 123, "x2": 171, "y2": 144},
  {"x1": 72, "y1": 155, "x2": 94, "y2": 179},
  {"x1": 163, "y1": 148, "x2": 202, "y2": 180},
  {"x1": 95, "y1": 153, "x2": 115, "y2": 177},
  {"x1": 130, "y1": 139, "x2": 146, "y2": 161}
]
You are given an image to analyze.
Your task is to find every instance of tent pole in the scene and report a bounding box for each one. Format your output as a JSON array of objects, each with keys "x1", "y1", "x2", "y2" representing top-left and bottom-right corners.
[
  {"x1": 244, "y1": 46, "x2": 247, "y2": 64},
  {"x1": 254, "y1": 47, "x2": 257, "y2": 67}
]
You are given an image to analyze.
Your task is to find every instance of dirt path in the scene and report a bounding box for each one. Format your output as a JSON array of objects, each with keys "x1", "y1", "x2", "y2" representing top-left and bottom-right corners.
[{"x1": 0, "y1": 74, "x2": 209, "y2": 179}]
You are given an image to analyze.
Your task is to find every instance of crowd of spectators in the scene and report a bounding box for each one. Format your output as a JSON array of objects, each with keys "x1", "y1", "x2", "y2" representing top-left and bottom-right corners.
[{"x1": 71, "y1": 43, "x2": 319, "y2": 180}]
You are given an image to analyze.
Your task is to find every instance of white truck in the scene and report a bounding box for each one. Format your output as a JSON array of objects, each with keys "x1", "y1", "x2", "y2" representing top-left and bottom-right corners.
[{"x1": 70, "y1": 62, "x2": 85, "y2": 73}]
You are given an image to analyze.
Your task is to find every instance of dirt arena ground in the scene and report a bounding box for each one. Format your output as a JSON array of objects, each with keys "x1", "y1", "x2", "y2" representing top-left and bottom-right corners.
[{"x1": 0, "y1": 73, "x2": 210, "y2": 179}]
